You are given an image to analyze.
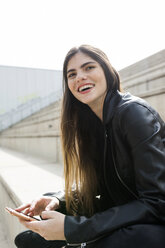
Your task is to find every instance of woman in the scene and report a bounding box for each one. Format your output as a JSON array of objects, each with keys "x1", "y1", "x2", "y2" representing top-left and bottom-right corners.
[{"x1": 15, "y1": 45, "x2": 165, "y2": 248}]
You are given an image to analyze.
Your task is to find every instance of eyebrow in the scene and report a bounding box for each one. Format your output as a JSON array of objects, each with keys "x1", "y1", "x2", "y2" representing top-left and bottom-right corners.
[{"x1": 67, "y1": 61, "x2": 96, "y2": 74}]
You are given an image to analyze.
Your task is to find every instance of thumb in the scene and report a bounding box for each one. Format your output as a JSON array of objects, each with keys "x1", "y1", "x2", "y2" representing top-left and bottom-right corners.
[{"x1": 41, "y1": 210, "x2": 55, "y2": 220}]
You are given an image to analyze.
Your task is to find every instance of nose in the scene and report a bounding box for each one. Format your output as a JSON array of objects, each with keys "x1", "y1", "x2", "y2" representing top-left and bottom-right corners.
[{"x1": 76, "y1": 71, "x2": 87, "y2": 82}]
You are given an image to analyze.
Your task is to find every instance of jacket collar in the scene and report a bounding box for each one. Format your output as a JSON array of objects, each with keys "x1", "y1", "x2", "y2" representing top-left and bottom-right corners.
[{"x1": 103, "y1": 90, "x2": 122, "y2": 125}]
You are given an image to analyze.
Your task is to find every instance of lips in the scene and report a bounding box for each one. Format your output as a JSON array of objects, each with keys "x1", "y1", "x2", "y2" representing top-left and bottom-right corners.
[{"x1": 78, "y1": 83, "x2": 95, "y2": 92}]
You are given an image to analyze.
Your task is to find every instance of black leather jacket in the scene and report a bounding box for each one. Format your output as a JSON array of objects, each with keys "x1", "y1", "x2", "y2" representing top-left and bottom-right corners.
[{"x1": 55, "y1": 91, "x2": 165, "y2": 246}]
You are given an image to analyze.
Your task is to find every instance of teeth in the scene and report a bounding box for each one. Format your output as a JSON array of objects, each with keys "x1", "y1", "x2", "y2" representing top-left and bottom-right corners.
[{"x1": 79, "y1": 84, "x2": 94, "y2": 92}]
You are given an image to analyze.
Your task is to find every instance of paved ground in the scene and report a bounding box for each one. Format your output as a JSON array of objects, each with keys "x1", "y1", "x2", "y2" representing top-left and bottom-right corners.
[{"x1": 0, "y1": 220, "x2": 10, "y2": 248}]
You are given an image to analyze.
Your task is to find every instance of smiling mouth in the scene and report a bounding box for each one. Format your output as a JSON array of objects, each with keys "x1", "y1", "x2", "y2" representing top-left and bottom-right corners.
[{"x1": 78, "y1": 84, "x2": 95, "y2": 92}]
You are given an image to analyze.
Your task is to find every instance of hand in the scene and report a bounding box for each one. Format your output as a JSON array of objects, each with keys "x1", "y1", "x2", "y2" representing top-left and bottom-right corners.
[
  {"x1": 15, "y1": 196, "x2": 60, "y2": 217},
  {"x1": 19, "y1": 211, "x2": 65, "y2": 241}
]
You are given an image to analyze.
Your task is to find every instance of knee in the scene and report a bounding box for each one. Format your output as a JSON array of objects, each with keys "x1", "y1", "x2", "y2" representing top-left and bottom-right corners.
[{"x1": 14, "y1": 230, "x2": 34, "y2": 248}]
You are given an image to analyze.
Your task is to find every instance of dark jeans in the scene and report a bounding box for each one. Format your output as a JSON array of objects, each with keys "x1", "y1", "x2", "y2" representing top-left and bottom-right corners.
[
  {"x1": 15, "y1": 224, "x2": 165, "y2": 248},
  {"x1": 14, "y1": 230, "x2": 66, "y2": 248}
]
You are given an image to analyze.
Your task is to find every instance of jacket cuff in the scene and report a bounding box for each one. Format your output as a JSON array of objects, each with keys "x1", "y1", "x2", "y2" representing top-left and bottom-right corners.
[{"x1": 43, "y1": 191, "x2": 67, "y2": 214}]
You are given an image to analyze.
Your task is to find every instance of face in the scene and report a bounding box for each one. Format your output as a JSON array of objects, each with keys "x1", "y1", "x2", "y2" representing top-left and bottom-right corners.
[{"x1": 67, "y1": 52, "x2": 107, "y2": 112}]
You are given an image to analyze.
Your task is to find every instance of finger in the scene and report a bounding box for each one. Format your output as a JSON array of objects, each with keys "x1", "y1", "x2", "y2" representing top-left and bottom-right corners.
[
  {"x1": 23, "y1": 207, "x2": 32, "y2": 215},
  {"x1": 29, "y1": 200, "x2": 37, "y2": 211},
  {"x1": 28, "y1": 211, "x2": 35, "y2": 217},
  {"x1": 45, "y1": 201, "x2": 57, "y2": 211},
  {"x1": 24, "y1": 210, "x2": 35, "y2": 218},
  {"x1": 15, "y1": 203, "x2": 31, "y2": 212},
  {"x1": 29, "y1": 198, "x2": 42, "y2": 213}
]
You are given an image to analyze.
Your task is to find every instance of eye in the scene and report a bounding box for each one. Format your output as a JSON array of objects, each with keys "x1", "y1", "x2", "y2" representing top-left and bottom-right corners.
[
  {"x1": 86, "y1": 65, "x2": 95, "y2": 71},
  {"x1": 68, "y1": 72, "x2": 76, "y2": 79}
]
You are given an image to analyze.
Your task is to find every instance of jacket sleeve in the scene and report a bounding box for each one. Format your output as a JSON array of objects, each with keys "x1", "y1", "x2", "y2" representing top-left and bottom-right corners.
[{"x1": 64, "y1": 102, "x2": 165, "y2": 244}]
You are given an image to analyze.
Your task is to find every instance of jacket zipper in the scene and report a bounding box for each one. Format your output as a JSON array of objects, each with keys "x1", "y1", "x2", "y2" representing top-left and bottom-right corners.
[
  {"x1": 66, "y1": 243, "x2": 86, "y2": 247},
  {"x1": 67, "y1": 233, "x2": 109, "y2": 247},
  {"x1": 81, "y1": 243, "x2": 86, "y2": 247},
  {"x1": 103, "y1": 129, "x2": 113, "y2": 198}
]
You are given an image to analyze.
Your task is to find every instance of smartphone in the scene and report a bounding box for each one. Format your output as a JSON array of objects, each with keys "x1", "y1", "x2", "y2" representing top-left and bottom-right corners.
[{"x1": 5, "y1": 207, "x2": 40, "y2": 221}]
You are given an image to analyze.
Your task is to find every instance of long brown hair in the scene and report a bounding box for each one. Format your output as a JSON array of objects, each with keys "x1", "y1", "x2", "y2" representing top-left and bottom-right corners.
[{"x1": 61, "y1": 45, "x2": 121, "y2": 216}]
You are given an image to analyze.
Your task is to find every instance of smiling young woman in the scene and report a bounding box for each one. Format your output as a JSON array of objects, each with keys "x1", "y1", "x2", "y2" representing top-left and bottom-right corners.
[{"x1": 14, "y1": 45, "x2": 165, "y2": 248}]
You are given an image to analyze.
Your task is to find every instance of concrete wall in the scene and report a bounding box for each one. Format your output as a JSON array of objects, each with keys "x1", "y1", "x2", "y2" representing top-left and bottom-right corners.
[
  {"x1": 0, "y1": 99, "x2": 63, "y2": 163},
  {"x1": 120, "y1": 49, "x2": 165, "y2": 120},
  {"x1": 0, "y1": 49, "x2": 164, "y2": 162}
]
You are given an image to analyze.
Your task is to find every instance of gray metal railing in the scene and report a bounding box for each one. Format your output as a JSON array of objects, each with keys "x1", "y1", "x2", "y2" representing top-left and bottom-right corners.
[{"x1": 0, "y1": 89, "x2": 62, "y2": 132}]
